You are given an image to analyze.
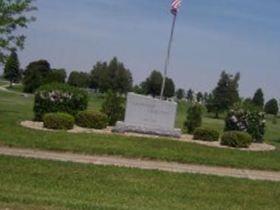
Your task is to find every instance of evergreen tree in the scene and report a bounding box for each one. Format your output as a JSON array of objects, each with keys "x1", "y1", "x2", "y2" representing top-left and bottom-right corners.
[
  {"x1": 23, "y1": 60, "x2": 51, "y2": 93},
  {"x1": 186, "y1": 89, "x2": 194, "y2": 102},
  {"x1": 252, "y1": 88, "x2": 265, "y2": 109},
  {"x1": 141, "y1": 70, "x2": 175, "y2": 98},
  {"x1": 45, "y1": 69, "x2": 67, "y2": 84},
  {"x1": 142, "y1": 70, "x2": 163, "y2": 97},
  {"x1": 3, "y1": 50, "x2": 21, "y2": 86},
  {"x1": 68, "y1": 71, "x2": 90, "y2": 88},
  {"x1": 265, "y1": 99, "x2": 279, "y2": 115},
  {"x1": 164, "y1": 77, "x2": 175, "y2": 98},
  {"x1": 211, "y1": 71, "x2": 240, "y2": 118},
  {"x1": 196, "y1": 92, "x2": 203, "y2": 103},
  {"x1": 176, "y1": 88, "x2": 185, "y2": 100},
  {"x1": 89, "y1": 57, "x2": 133, "y2": 94}
]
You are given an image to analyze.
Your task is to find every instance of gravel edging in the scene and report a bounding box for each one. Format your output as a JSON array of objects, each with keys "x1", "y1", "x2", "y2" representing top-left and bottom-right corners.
[{"x1": 20, "y1": 120, "x2": 276, "y2": 152}]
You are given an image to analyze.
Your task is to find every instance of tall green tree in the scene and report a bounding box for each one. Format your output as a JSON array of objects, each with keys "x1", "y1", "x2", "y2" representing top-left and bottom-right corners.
[
  {"x1": 23, "y1": 60, "x2": 51, "y2": 93},
  {"x1": 186, "y1": 89, "x2": 194, "y2": 102},
  {"x1": 45, "y1": 69, "x2": 67, "y2": 84},
  {"x1": 3, "y1": 50, "x2": 21, "y2": 86},
  {"x1": 163, "y1": 77, "x2": 175, "y2": 98},
  {"x1": 176, "y1": 88, "x2": 185, "y2": 100},
  {"x1": 252, "y1": 88, "x2": 265, "y2": 109},
  {"x1": 141, "y1": 70, "x2": 163, "y2": 97},
  {"x1": 0, "y1": 0, "x2": 36, "y2": 64},
  {"x1": 265, "y1": 98, "x2": 279, "y2": 116},
  {"x1": 141, "y1": 70, "x2": 175, "y2": 98},
  {"x1": 196, "y1": 92, "x2": 203, "y2": 103},
  {"x1": 211, "y1": 71, "x2": 240, "y2": 118},
  {"x1": 90, "y1": 57, "x2": 133, "y2": 94},
  {"x1": 90, "y1": 61, "x2": 107, "y2": 90},
  {"x1": 68, "y1": 71, "x2": 90, "y2": 88}
]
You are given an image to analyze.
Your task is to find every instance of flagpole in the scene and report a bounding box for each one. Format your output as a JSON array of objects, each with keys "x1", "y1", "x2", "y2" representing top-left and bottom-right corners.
[{"x1": 160, "y1": 12, "x2": 177, "y2": 99}]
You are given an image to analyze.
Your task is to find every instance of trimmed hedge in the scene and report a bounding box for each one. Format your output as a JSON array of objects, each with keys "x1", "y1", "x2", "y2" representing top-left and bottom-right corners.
[
  {"x1": 221, "y1": 131, "x2": 253, "y2": 148},
  {"x1": 193, "y1": 127, "x2": 220, "y2": 142},
  {"x1": 76, "y1": 111, "x2": 108, "y2": 129},
  {"x1": 43, "y1": 113, "x2": 74, "y2": 130},
  {"x1": 34, "y1": 83, "x2": 88, "y2": 121}
]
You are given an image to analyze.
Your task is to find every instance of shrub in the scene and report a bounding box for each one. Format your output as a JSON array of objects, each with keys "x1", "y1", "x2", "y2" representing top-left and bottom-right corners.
[
  {"x1": 34, "y1": 83, "x2": 88, "y2": 121},
  {"x1": 193, "y1": 127, "x2": 220, "y2": 142},
  {"x1": 76, "y1": 111, "x2": 108, "y2": 129},
  {"x1": 225, "y1": 109, "x2": 266, "y2": 143},
  {"x1": 221, "y1": 131, "x2": 252, "y2": 148},
  {"x1": 43, "y1": 113, "x2": 74, "y2": 130},
  {"x1": 101, "y1": 91, "x2": 125, "y2": 126},
  {"x1": 184, "y1": 103, "x2": 203, "y2": 134}
]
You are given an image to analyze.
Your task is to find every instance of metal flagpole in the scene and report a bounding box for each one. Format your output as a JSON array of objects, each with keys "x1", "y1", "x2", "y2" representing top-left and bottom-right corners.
[{"x1": 160, "y1": 13, "x2": 177, "y2": 99}]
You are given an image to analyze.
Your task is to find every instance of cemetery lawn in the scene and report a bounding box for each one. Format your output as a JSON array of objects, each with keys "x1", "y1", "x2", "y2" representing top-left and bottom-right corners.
[
  {"x1": 0, "y1": 90, "x2": 280, "y2": 171},
  {"x1": 0, "y1": 155, "x2": 280, "y2": 210}
]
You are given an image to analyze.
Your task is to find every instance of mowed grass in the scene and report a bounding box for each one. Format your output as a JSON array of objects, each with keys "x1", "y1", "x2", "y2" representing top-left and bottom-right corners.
[
  {"x1": 0, "y1": 90, "x2": 280, "y2": 171},
  {"x1": 0, "y1": 155, "x2": 280, "y2": 210}
]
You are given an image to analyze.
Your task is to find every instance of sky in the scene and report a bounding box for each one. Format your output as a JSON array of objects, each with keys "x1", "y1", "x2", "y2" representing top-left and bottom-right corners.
[{"x1": 4, "y1": 0, "x2": 280, "y2": 99}]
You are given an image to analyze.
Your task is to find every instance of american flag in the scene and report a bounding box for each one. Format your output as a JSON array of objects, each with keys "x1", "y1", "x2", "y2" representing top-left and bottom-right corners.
[{"x1": 171, "y1": 0, "x2": 182, "y2": 15}]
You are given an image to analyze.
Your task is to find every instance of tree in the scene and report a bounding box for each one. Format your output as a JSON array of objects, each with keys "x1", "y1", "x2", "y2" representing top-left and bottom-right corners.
[
  {"x1": 68, "y1": 71, "x2": 90, "y2": 88},
  {"x1": 186, "y1": 89, "x2": 194, "y2": 102},
  {"x1": 101, "y1": 91, "x2": 125, "y2": 126},
  {"x1": 0, "y1": 0, "x2": 36, "y2": 64},
  {"x1": 141, "y1": 70, "x2": 163, "y2": 97},
  {"x1": 211, "y1": 71, "x2": 240, "y2": 118},
  {"x1": 107, "y1": 57, "x2": 133, "y2": 93},
  {"x1": 252, "y1": 88, "x2": 264, "y2": 109},
  {"x1": 140, "y1": 70, "x2": 175, "y2": 98},
  {"x1": 23, "y1": 60, "x2": 51, "y2": 93},
  {"x1": 133, "y1": 85, "x2": 145, "y2": 95},
  {"x1": 90, "y1": 57, "x2": 133, "y2": 94},
  {"x1": 45, "y1": 69, "x2": 67, "y2": 84},
  {"x1": 196, "y1": 92, "x2": 203, "y2": 103},
  {"x1": 90, "y1": 61, "x2": 107, "y2": 90},
  {"x1": 3, "y1": 50, "x2": 21, "y2": 86},
  {"x1": 176, "y1": 88, "x2": 185, "y2": 100},
  {"x1": 163, "y1": 77, "x2": 175, "y2": 98},
  {"x1": 265, "y1": 99, "x2": 279, "y2": 116},
  {"x1": 184, "y1": 103, "x2": 203, "y2": 133}
]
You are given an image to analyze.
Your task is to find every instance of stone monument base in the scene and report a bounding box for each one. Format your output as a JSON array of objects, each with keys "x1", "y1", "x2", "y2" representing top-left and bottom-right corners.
[{"x1": 113, "y1": 121, "x2": 182, "y2": 138}]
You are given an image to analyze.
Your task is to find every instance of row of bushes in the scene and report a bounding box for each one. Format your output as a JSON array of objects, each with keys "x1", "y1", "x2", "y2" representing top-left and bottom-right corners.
[
  {"x1": 34, "y1": 83, "x2": 125, "y2": 129},
  {"x1": 192, "y1": 127, "x2": 253, "y2": 148},
  {"x1": 43, "y1": 111, "x2": 108, "y2": 130}
]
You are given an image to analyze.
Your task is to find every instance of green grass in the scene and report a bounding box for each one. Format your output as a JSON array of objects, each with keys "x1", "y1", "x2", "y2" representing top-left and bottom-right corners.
[
  {"x1": 0, "y1": 155, "x2": 280, "y2": 210},
  {"x1": 6, "y1": 84, "x2": 24, "y2": 92},
  {"x1": 0, "y1": 90, "x2": 280, "y2": 171},
  {"x1": 0, "y1": 80, "x2": 8, "y2": 86}
]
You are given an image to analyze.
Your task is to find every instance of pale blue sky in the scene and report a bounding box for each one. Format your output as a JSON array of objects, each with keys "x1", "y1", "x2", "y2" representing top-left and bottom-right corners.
[{"x1": 7, "y1": 0, "x2": 280, "y2": 99}]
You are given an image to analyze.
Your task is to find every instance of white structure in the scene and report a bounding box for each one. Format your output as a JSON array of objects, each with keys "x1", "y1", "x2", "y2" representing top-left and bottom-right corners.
[{"x1": 113, "y1": 93, "x2": 181, "y2": 138}]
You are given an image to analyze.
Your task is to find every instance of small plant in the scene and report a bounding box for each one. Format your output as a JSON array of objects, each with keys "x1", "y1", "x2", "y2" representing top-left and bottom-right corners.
[
  {"x1": 43, "y1": 113, "x2": 74, "y2": 130},
  {"x1": 76, "y1": 111, "x2": 108, "y2": 129},
  {"x1": 34, "y1": 83, "x2": 88, "y2": 121},
  {"x1": 101, "y1": 91, "x2": 125, "y2": 126},
  {"x1": 184, "y1": 103, "x2": 203, "y2": 134},
  {"x1": 221, "y1": 131, "x2": 252, "y2": 148},
  {"x1": 193, "y1": 127, "x2": 220, "y2": 142}
]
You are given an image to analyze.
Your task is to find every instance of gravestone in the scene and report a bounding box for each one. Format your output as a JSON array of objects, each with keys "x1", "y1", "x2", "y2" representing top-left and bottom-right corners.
[{"x1": 113, "y1": 93, "x2": 181, "y2": 138}]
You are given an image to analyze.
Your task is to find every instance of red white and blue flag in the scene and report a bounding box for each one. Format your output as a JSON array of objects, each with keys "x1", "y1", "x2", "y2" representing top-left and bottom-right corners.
[{"x1": 171, "y1": 0, "x2": 182, "y2": 15}]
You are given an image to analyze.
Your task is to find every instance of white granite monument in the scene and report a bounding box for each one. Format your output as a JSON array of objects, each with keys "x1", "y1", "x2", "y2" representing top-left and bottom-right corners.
[{"x1": 113, "y1": 93, "x2": 181, "y2": 138}]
